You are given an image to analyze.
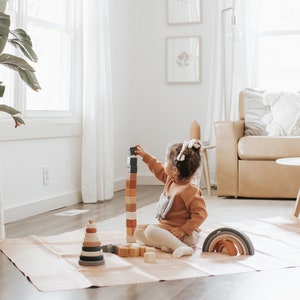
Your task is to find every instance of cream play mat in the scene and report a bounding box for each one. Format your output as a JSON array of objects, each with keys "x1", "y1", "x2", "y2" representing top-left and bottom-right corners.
[{"x1": 1, "y1": 212, "x2": 300, "y2": 292}]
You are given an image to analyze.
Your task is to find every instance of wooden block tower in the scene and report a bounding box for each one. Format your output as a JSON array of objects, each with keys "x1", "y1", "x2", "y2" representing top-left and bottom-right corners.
[{"x1": 125, "y1": 147, "x2": 138, "y2": 243}]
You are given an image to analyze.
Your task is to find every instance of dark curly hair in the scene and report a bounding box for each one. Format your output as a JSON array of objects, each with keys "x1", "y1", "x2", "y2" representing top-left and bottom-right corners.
[{"x1": 167, "y1": 142, "x2": 201, "y2": 180}]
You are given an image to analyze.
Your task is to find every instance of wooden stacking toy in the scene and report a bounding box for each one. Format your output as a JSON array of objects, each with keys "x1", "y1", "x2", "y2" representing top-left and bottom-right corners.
[
  {"x1": 125, "y1": 146, "x2": 138, "y2": 243},
  {"x1": 78, "y1": 219, "x2": 105, "y2": 266},
  {"x1": 202, "y1": 227, "x2": 255, "y2": 256}
]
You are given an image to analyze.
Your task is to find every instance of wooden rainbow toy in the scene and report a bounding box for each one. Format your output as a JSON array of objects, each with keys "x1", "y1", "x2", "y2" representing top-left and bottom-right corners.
[{"x1": 202, "y1": 227, "x2": 255, "y2": 256}]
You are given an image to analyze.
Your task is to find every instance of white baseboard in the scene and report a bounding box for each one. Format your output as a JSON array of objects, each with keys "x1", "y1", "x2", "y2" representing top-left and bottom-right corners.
[
  {"x1": 4, "y1": 191, "x2": 82, "y2": 223},
  {"x1": 5, "y1": 176, "x2": 162, "y2": 223}
]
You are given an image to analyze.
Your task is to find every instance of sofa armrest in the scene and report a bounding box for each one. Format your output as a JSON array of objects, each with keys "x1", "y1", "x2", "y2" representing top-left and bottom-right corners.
[{"x1": 214, "y1": 120, "x2": 244, "y2": 197}]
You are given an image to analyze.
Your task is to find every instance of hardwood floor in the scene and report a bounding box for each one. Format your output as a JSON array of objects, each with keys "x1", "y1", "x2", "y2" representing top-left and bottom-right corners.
[{"x1": 1, "y1": 185, "x2": 300, "y2": 300}]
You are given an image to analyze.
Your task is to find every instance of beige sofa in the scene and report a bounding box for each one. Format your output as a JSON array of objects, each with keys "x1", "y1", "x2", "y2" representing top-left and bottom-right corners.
[{"x1": 214, "y1": 90, "x2": 300, "y2": 199}]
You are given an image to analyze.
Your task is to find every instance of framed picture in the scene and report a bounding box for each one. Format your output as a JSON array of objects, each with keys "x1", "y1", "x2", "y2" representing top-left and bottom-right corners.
[
  {"x1": 166, "y1": 36, "x2": 201, "y2": 83},
  {"x1": 167, "y1": 0, "x2": 201, "y2": 24}
]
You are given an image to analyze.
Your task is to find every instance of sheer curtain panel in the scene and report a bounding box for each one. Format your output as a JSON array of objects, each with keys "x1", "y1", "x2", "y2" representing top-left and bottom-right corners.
[{"x1": 81, "y1": 0, "x2": 114, "y2": 203}]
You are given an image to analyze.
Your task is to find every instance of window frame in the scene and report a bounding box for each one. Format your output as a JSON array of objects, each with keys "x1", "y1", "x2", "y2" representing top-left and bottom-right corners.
[{"x1": 0, "y1": 0, "x2": 82, "y2": 139}]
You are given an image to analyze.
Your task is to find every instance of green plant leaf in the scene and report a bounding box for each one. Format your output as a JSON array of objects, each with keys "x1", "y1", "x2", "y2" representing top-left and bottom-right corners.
[
  {"x1": 0, "y1": 104, "x2": 24, "y2": 127},
  {"x1": 0, "y1": 0, "x2": 7, "y2": 13},
  {"x1": 0, "y1": 53, "x2": 41, "y2": 91},
  {"x1": 0, "y1": 12, "x2": 10, "y2": 54},
  {"x1": 9, "y1": 29, "x2": 38, "y2": 62},
  {"x1": 17, "y1": 68, "x2": 41, "y2": 91},
  {"x1": 0, "y1": 82, "x2": 4, "y2": 97},
  {"x1": 13, "y1": 115, "x2": 25, "y2": 127},
  {"x1": 0, "y1": 104, "x2": 21, "y2": 115},
  {"x1": 0, "y1": 53, "x2": 35, "y2": 71}
]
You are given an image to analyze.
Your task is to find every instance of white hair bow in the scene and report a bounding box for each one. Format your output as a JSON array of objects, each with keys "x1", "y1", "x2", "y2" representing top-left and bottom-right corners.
[{"x1": 176, "y1": 139, "x2": 201, "y2": 161}]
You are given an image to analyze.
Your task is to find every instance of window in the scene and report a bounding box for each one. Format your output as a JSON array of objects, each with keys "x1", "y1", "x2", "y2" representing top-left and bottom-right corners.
[
  {"x1": 3, "y1": 0, "x2": 82, "y2": 122},
  {"x1": 255, "y1": 0, "x2": 300, "y2": 90}
]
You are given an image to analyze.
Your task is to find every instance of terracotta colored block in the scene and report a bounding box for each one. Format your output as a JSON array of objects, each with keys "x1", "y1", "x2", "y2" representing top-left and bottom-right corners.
[
  {"x1": 126, "y1": 173, "x2": 137, "y2": 181},
  {"x1": 125, "y1": 203, "x2": 136, "y2": 212},
  {"x1": 126, "y1": 219, "x2": 137, "y2": 227},
  {"x1": 126, "y1": 180, "x2": 136, "y2": 189},
  {"x1": 125, "y1": 188, "x2": 136, "y2": 196},
  {"x1": 86, "y1": 227, "x2": 97, "y2": 233}
]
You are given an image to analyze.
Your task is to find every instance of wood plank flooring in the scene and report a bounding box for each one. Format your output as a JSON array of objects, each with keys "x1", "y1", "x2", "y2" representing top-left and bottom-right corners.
[{"x1": 1, "y1": 185, "x2": 300, "y2": 300}]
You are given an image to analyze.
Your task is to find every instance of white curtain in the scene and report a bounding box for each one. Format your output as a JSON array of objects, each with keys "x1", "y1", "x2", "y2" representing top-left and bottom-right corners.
[
  {"x1": 204, "y1": 0, "x2": 259, "y2": 184},
  {"x1": 81, "y1": 0, "x2": 114, "y2": 203}
]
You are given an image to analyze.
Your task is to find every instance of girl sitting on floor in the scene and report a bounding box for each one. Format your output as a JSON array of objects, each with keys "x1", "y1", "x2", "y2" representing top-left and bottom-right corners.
[{"x1": 134, "y1": 140, "x2": 208, "y2": 258}]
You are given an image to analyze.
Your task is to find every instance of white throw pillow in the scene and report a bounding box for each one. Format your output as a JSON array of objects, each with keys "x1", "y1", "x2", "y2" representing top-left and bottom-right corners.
[
  {"x1": 243, "y1": 89, "x2": 270, "y2": 136},
  {"x1": 263, "y1": 91, "x2": 300, "y2": 136}
]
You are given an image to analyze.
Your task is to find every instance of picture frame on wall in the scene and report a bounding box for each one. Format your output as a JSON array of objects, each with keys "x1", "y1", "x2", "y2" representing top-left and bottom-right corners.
[
  {"x1": 166, "y1": 36, "x2": 201, "y2": 83},
  {"x1": 167, "y1": 0, "x2": 201, "y2": 24}
]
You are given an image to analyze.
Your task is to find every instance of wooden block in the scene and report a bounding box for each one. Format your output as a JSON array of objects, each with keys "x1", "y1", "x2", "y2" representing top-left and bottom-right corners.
[
  {"x1": 145, "y1": 247, "x2": 156, "y2": 253},
  {"x1": 129, "y1": 146, "x2": 138, "y2": 156},
  {"x1": 126, "y1": 227, "x2": 136, "y2": 235},
  {"x1": 125, "y1": 196, "x2": 136, "y2": 204},
  {"x1": 127, "y1": 156, "x2": 137, "y2": 166},
  {"x1": 126, "y1": 211, "x2": 136, "y2": 220},
  {"x1": 125, "y1": 203, "x2": 136, "y2": 212},
  {"x1": 126, "y1": 173, "x2": 137, "y2": 181},
  {"x1": 126, "y1": 180, "x2": 137, "y2": 189},
  {"x1": 129, "y1": 246, "x2": 140, "y2": 257},
  {"x1": 116, "y1": 246, "x2": 128, "y2": 257},
  {"x1": 139, "y1": 246, "x2": 147, "y2": 256},
  {"x1": 126, "y1": 219, "x2": 137, "y2": 227},
  {"x1": 127, "y1": 165, "x2": 138, "y2": 173},
  {"x1": 144, "y1": 252, "x2": 156, "y2": 263},
  {"x1": 125, "y1": 188, "x2": 136, "y2": 196}
]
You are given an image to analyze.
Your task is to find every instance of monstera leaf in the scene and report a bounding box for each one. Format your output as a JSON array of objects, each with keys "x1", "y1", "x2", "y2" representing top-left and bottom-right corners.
[{"x1": 0, "y1": 0, "x2": 40, "y2": 127}]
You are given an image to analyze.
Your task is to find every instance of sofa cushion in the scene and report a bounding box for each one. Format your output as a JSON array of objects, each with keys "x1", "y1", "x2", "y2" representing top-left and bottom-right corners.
[
  {"x1": 263, "y1": 91, "x2": 300, "y2": 136},
  {"x1": 241, "y1": 89, "x2": 270, "y2": 136},
  {"x1": 238, "y1": 136, "x2": 300, "y2": 160}
]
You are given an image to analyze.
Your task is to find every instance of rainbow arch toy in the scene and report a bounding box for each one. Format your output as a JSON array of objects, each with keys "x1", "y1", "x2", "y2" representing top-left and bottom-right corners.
[{"x1": 202, "y1": 227, "x2": 255, "y2": 256}]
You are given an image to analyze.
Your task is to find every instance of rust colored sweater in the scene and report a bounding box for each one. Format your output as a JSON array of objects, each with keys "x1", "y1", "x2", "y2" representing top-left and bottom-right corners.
[{"x1": 142, "y1": 153, "x2": 208, "y2": 235}]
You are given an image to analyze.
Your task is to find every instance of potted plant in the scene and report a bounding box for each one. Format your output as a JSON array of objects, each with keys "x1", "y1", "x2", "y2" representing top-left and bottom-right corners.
[{"x1": 0, "y1": 0, "x2": 40, "y2": 127}]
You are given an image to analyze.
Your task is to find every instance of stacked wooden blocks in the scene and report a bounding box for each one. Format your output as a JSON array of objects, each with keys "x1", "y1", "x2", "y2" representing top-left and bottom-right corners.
[
  {"x1": 102, "y1": 243, "x2": 156, "y2": 263},
  {"x1": 78, "y1": 219, "x2": 105, "y2": 266},
  {"x1": 126, "y1": 147, "x2": 138, "y2": 243}
]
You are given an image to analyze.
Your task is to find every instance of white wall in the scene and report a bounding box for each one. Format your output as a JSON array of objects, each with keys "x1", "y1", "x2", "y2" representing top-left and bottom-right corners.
[
  {"x1": 110, "y1": 0, "x2": 215, "y2": 185},
  {"x1": 2, "y1": 0, "x2": 215, "y2": 222}
]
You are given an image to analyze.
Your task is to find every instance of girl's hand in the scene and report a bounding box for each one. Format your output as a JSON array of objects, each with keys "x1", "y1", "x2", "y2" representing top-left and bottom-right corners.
[
  {"x1": 170, "y1": 227, "x2": 185, "y2": 239},
  {"x1": 134, "y1": 145, "x2": 147, "y2": 157}
]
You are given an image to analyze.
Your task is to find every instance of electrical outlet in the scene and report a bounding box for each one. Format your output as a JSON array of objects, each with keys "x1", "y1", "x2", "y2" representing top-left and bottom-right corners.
[{"x1": 43, "y1": 165, "x2": 50, "y2": 185}]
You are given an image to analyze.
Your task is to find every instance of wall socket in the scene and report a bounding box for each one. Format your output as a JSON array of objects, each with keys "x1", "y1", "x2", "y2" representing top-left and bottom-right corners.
[{"x1": 43, "y1": 165, "x2": 50, "y2": 185}]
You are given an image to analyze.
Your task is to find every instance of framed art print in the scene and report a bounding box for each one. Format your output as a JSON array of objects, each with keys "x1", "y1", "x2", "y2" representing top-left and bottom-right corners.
[
  {"x1": 166, "y1": 36, "x2": 201, "y2": 83},
  {"x1": 167, "y1": 0, "x2": 201, "y2": 24}
]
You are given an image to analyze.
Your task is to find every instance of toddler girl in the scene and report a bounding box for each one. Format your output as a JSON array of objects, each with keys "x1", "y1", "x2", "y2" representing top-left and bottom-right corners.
[{"x1": 134, "y1": 139, "x2": 208, "y2": 258}]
